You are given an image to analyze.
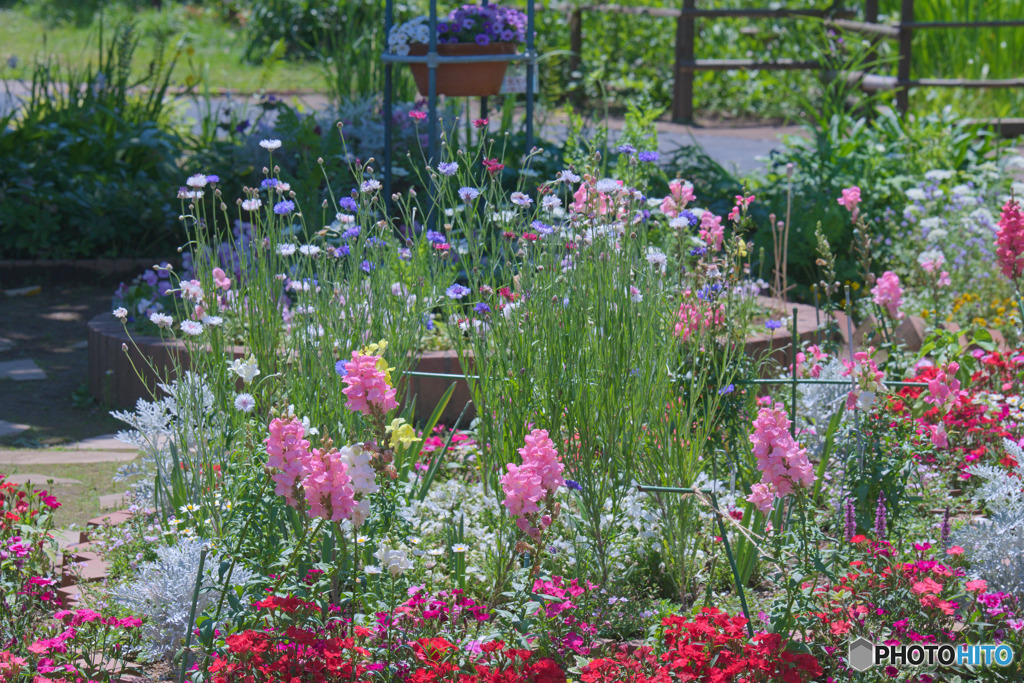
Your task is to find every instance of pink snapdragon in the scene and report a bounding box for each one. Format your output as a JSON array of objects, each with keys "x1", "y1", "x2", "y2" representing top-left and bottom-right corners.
[
  {"x1": 570, "y1": 175, "x2": 612, "y2": 216},
  {"x1": 793, "y1": 344, "x2": 828, "y2": 379},
  {"x1": 841, "y1": 348, "x2": 886, "y2": 410},
  {"x1": 264, "y1": 417, "x2": 311, "y2": 506},
  {"x1": 996, "y1": 198, "x2": 1024, "y2": 283},
  {"x1": 727, "y1": 194, "x2": 755, "y2": 222},
  {"x1": 342, "y1": 351, "x2": 399, "y2": 416},
  {"x1": 660, "y1": 179, "x2": 696, "y2": 218},
  {"x1": 674, "y1": 294, "x2": 724, "y2": 342},
  {"x1": 924, "y1": 362, "x2": 965, "y2": 412},
  {"x1": 212, "y1": 267, "x2": 231, "y2": 291},
  {"x1": 745, "y1": 403, "x2": 815, "y2": 515},
  {"x1": 302, "y1": 448, "x2": 357, "y2": 523},
  {"x1": 698, "y1": 212, "x2": 724, "y2": 251},
  {"x1": 871, "y1": 271, "x2": 905, "y2": 320},
  {"x1": 500, "y1": 429, "x2": 565, "y2": 539},
  {"x1": 837, "y1": 186, "x2": 861, "y2": 220}
]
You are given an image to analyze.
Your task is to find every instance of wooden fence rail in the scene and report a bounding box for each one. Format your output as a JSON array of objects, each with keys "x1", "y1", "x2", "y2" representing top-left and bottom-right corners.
[{"x1": 550, "y1": 0, "x2": 1024, "y2": 131}]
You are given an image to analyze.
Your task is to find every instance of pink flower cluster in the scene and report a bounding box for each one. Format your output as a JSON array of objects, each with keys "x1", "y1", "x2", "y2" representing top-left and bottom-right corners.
[
  {"x1": 342, "y1": 352, "x2": 399, "y2": 416},
  {"x1": 500, "y1": 429, "x2": 565, "y2": 539},
  {"x1": 996, "y1": 198, "x2": 1024, "y2": 283},
  {"x1": 660, "y1": 179, "x2": 695, "y2": 218},
  {"x1": 919, "y1": 254, "x2": 951, "y2": 287},
  {"x1": 792, "y1": 344, "x2": 828, "y2": 379},
  {"x1": 698, "y1": 212, "x2": 724, "y2": 251},
  {"x1": 924, "y1": 361, "x2": 966, "y2": 413},
  {"x1": 674, "y1": 295, "x2": 724, "y2": 342},
  {"x1": 264, "y1": 418, "x2": 377, "y2": 525},
  {"x1": 841, "y1": 348, "x2": 886, "y2": 411},
  {"x1": 837, "y1": 186, "x2": 861, "y2": 220},
  {"x1": 212, "y1": 267, "x2": 232, "y2": 291},
  {"x1": 871, "y1": 270, "x2": 905, "y2": 320},
  {"x1": 745, "y1": 403, "x2": 815, "y2": 515},
  {"x1": 727, "y1": 194, "x2": 755, "y2": 222}
]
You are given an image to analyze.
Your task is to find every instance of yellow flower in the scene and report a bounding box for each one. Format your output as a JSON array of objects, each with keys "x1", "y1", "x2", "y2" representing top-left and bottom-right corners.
[
  {"x1": 973, "y1": 317, "x2": 988, "y2": 327},
  {"x1": 735, "y1": 237, "x2": 748, "y2": 258},
  {"x1": 360, "y1": 339, "x2": 389, "y2": 356},
  {"x1": 386, "y1": 418, "x2": 421, "y2": 450},
  {"x1": 851, "y1": 282, "x2": 860, "y2": 291}
]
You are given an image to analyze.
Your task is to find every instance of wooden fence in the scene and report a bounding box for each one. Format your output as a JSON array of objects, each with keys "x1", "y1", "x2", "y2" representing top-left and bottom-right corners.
[{"x1": 554, "y1": 0, "x2": 1024, "y2": 133}]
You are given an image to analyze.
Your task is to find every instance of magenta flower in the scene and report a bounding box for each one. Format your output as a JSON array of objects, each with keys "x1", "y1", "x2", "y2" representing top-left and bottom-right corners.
[
  {"x1": 264, "y1": 417, "x2": 312, "y2": 506},
  {"x1": 500, "y1": 429, "x2": 565, "y2": 539},
  {"x1": 996, "y1": 198, "x2": 1024, "y2": 284},
  {"x1": 341, "y1": 351, "x2": 399, "y2": 416},
  {"x1": 747, "y1": 403, "x2": 815, "y2": 498}
]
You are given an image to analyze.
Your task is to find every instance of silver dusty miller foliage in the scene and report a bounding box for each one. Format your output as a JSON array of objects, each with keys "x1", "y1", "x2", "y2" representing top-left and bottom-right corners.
[
  {"x1": 952, "y1": 438, "x2": 1024, "y2": 597},
  {"x1": 109, "y1": 538, "x2": 253, "y2": 661}
]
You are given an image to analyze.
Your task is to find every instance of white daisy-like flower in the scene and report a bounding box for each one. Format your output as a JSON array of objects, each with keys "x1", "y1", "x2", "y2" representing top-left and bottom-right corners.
[
  {"x1": 241, "y1": 198, "x2": 262, "y2": 212},
  {"x1": 112, "y1": 307, "x2": 128, "y2": 321},
  {"x1": 186, "y1": 174, "x2": 208, "y2": 188},
  {"x1": 298, "y1": 244, "x2": 321, "y2": 256},
  {"x1": 234, "y1": 393, "x2": 256, "y2": 413},
  {"x1": 228, "y1": 356, "x2": 261, "y2": 384},
  {"x1": 510, "y1": 191, "x2": 533, "y2": 207},
  {"x1": 150, "y1": 313, "x2": 173, "y2": 329},
  {"x1": 277, "y1": 243, "x2": 297, "y2": 256},
  {"x1": 428, "y1": 548, "x2": 444, "y2": 556},
  {"x1": 335, "y1": 213, "x2": 356, "y2": 224},
  {"x1": 259, "y1": 139, "x2": 282, "y2": 151},
  {"x1": 595, "y1": 178, "x2": 620, "y2": 194},
  {"x1": 202, "y1": 315, "x2": 224, "y2": 326},
  {"x1": 364, "y1": 565, "x2": 383, "y2": 575},
  {"x1": 541, "y1": 195, "x2": 562, "y2": 212},
  {"x1": 452, "y1": 543, "x2": 469, "y2": 553},
  {"x1": 556, "y1": 169, "x2": 581, "y2": 183},
  {"x1": 180, "y1": 320, "x2": 204, "y2": 336},
  {"x1": 360, "y1": 179, "x2": 382, "y2": 193}
]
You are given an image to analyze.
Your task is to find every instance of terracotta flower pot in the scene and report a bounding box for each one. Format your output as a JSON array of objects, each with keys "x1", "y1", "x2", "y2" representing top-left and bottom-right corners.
[{"x1": 408, "y1": 42, "x2": 516, "y2": 97}]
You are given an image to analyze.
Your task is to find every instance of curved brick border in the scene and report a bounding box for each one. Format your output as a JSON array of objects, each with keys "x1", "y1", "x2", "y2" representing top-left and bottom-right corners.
[{"x1": 89, "y1": 298, "x2": 826, "y2": 422}]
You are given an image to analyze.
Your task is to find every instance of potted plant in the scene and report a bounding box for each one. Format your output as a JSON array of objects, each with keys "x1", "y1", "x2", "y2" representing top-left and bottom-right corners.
[{"x1": 387, "y1": 4, "x2": 528, "y2": 97}]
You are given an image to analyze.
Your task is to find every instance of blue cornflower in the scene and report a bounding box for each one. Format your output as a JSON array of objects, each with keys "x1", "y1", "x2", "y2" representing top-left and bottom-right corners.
[
  {"x1": 678, "y1": 209, "x2": 699, "y2": 227},
  {"x1": 698, "y1": 283, "x2": 722, "y2": 301},
  {"x1": 260, "y1": 178, "x2": 279, "y2": 189},
  {"x1": 423, "y1": 314, "x2": 435, "y2": 331},
  {"x1": 273, "y1": 200, "x2": 295, "y2": 215},
  {"x1": 361, "y1": 260, "x2": 374, "y2": 273},
  {"x1": 437, "y1": 161, "x2": 458, "y2": 176},
  {"x1": 205, "y1": 174, "x2": 220, "y2": 183},
  {"x1": 615, "y1": 144, "x2": 637, "y2": 155},
  {"x1": 718, "y1": 384, "x2": 735, "y2": 395},
  {"x1": 339, "y1": 196, "x2": 358, "y2": 212},
  {"x1": 638, "y1": 151, "x2": 660, "y2": 163},
  {"x1": 690, "y1": 246, "x2": 707, "y2": 256},
  {"x1": 335, "y1": 359, "x2": 348, "y2": 377},
  {"x1": 446, "y1": 284, "x2": 471, "y2": 299},
  {"x1": 367, "y1": 236, "x2": 387, "y2": 247},
  {"x1": 425, "y1": 230, "x2": 447, "y2": 245},
  {"x1": 342, "y1": 226, "x2": 361, "y2": 241},
  {"x1": 336, "y1": 245, "x2": 350, "y2": 257},
  {"x1": 474, "y1": 302, "x2": 491, "y2": 314},
  {"x1": 765, "y1": 319, "x2": 782, "y2": 330},
  {"x1": 531, "y1": 220, "x2": 554, "y2": 236},
  {"x1": 565, "y1": 479, "x2": 583, "y2": 491}
]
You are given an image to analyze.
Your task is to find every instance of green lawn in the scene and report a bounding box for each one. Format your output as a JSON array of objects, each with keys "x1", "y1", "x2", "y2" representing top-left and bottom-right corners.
[
  {"x1": 3, "y1": 460, "x2": 134, "y2": 528},
  {"x1": 0, "y1": 3, "x2": 327, "y2": 93}
]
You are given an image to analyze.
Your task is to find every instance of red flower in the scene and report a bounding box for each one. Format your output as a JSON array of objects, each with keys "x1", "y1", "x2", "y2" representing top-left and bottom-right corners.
[{"x1": 483, "y1": 158, "x2": 505, "y2": 175}]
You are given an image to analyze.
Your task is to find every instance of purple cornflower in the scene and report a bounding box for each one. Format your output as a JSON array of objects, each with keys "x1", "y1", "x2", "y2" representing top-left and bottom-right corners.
[
  {"x1": 274, "y1": 200, "x2": 295, "y2": 215},
  {"x1": 361, "y1": 260, "x2": 374, "y2": 273},
  {"x1": 446, "y1": 284, "x2": 471, "y2": 300},
  {"x1": 765, "y1": 319, "x2": 782, "y2": 330},
  {"x1": 206, "y1": 174, "x2": 220, "y2": 183},
  {"x1": 565, "y1": 479, "x2": 583, "y2": 491},
  {"x1": 717, "y1": 384, "x2": 735, "y2": 395},
  {"x1": 638, "y1": 151, "x2": 660, "y2": 163},
  {"x1": 690, "y1": 246, "x2": 707, "y2": 256},
  {"x1": 339, "y1": 196, "x2": 358, "y2": 212},
  {"x1": 260, "y1": 178, "x2": 279, "y2": 189},
  {"x1": 335, "y1": 360, "x2": 348, "y2": 377},
  {"x1": 342, "y1": 226, "x2": 361, "y2": 241},
  {"x1": 474, "y1": 302, "x2": 490, "y2": 314},
  {"x1": 615, "y1": 144, "x2": 637, "y2": 155},
  {"x1": 874, "y1": 493, "x2": 887, "y2": 540},
  {"x1": 425, "y1": 230, "x2": 447, "y2": 245},
  {"x1": 438, "y1": 162, "x2": 458, "y2": 176}
]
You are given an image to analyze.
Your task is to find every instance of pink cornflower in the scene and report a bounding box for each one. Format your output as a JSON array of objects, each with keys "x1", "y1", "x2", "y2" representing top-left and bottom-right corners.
[
  {"x1": 660, "y1": 179, "x2": 695, "y2": 218},
  {"x1": 871, "y1": 271, "x2": 905, "y2": 320},
  {"x1": 342, "y1": 351, "x2": 399, "y2": 416},
  {"x1": 837, "y1": 186, "x2": 861, "y2": 220},
  {"x1": 996, "y1": 198, "x2": 1024, "y2": 283},
  {"x1": 409, "y1": 111, "x2": 427, "y2": 121}
]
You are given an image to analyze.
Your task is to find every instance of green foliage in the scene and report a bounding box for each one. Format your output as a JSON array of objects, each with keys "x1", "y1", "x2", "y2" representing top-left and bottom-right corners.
[{"x1": 0, "y1": 21, "x2": 183, "y2": 259}]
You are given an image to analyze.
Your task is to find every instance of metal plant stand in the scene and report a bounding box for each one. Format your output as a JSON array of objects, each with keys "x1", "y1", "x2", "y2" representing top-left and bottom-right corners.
[{"x1": 381, "y1": 0, "x2": 537, "y2": 201}]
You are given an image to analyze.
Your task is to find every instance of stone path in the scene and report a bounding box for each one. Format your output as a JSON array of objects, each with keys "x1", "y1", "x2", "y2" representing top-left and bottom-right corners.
[
  {"x1": 0, "y1": 358, "x2": 45, "y2": 380},
  {"x1": 0, "y1": 433, "x2": 138, "y2": 465}
]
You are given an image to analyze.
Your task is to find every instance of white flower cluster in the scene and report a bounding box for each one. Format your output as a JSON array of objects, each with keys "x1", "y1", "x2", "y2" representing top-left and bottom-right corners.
[
  {"x1": 339, "y1": 445, "x2": 379, "y2": 527},
  {"x1": 387, "y1": 17, "x2": 431, "y2": 56}
]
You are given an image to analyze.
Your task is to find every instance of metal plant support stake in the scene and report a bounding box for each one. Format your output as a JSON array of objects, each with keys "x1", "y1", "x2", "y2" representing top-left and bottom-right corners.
[{"x1": 381, "y1": 0, "x2": 538, "y2": 209}]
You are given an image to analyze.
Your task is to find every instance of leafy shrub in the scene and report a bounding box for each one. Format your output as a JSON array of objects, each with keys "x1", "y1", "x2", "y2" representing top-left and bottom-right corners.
[{"x1": 0, "y1": 22, "x2": 183, "y2": 259}]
